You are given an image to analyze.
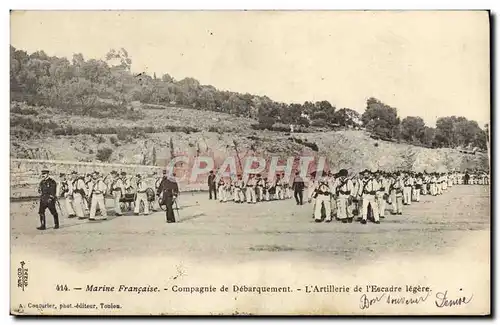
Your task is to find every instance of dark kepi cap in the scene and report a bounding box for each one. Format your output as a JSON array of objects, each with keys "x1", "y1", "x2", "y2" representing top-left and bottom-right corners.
[
  {"x1": 162, "y1": 170, "x2": 167, "y2": 175},
  {"x1": 59, "y1": 173, "x2": 66, "y2": 177},
  {"x1": 121, "y1": 171, "x2": 127, "y2": 176},
  {"x1": 41, "y1": 169, "x2": 49, "y2": 175},
  {"x1": 71, "y1": 171, "x2": 78, "y2": 175},
  {"x1": 338, "y1": 169, "x2": 348, "y2": 177},
  {"x1": 136, "y1": 174, "x2": 142, "y2": 178}
]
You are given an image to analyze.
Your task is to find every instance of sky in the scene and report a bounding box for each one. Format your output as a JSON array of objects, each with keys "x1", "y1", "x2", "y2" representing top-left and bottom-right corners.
[{"x1": 10, "y1": 11, "x2": 490, "y2": 127}]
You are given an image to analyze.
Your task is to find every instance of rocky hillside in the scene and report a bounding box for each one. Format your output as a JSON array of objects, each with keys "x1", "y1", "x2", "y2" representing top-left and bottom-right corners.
[{"x1": 10, "y1": 102, "x2": 489, "y2": 174}]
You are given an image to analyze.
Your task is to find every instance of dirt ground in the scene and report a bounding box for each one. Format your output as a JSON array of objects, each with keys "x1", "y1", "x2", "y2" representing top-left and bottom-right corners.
[{"x1": 10, "y1": 185, "x2": 490, "y2": 267}]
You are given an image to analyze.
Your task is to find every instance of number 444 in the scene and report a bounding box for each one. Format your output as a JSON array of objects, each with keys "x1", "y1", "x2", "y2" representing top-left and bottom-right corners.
[{"x1": 56, "y1": 284, "x2": 69, "y2": 291}]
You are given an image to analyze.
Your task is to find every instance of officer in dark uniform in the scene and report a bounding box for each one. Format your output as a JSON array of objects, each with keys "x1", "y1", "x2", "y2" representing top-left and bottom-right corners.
[
  {"x1": 157, "y1": 173, "x2": 179, "y2": 223},
  {"x1": 292, "y1": 171, "x2": 305, "y2": 205},
  {"x1": 37, "y1": 169, "x2": 59, "y2": 230},
  {"x1": 464, "y1": 171, "x2": 470, "y2": 185},
  {"x1": 208, "y1": 170, "x2": 217, "y2": 200}
]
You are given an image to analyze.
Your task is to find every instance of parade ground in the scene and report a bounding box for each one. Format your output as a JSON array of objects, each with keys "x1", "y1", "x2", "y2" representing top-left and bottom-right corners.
[{"x1": 10, "y1": 185, "x2": 490, "y2": 267}]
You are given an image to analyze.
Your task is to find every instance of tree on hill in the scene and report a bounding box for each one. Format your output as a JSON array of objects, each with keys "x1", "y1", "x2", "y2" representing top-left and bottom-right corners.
[
  {"x1": 420, "y1": 126, "x2": 437, "y2": 147},
  {"x1": 10, "y1": 45, "x2": 487, "y2": 152},
  {"x1": 332, "y1": 108, "x2": 361, "y2": 127},
  {"x1": 401, "y1": 116, "x2": 425, "y2": 143},
  {"x1": 362, "y1": 97, "x2": 400, "y2": 139},
  {"x1": 434, "y1": 116, "x2": 486, "y2": 150}
]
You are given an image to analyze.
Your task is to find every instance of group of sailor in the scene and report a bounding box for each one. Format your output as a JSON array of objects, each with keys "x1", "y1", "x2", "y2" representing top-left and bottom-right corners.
[
  {"x1": 55, "y1": 170, "x2": 160, "y2": 221},
  {"x1": 208, "y1": 171, "x2": 296, "y2": 203},
  {"x1": 305, "y1": 169, "x2": 488, "y2": 224},
  {"x1": 36, "y1": 166, "x2": 488, "y2": 230}
]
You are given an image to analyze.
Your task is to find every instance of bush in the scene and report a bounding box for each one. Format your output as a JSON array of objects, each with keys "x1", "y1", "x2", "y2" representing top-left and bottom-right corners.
[
  {"x1": 11, "y1": 106, "x2": 39, "y2": 116},
  {"x1": 251, "y1": 122, "x2": 310, "y2": 133},
  {"x1": 97, "y1": 136, "x2": 106, "y2": 144},
  {"x1": 11, "y1": 116, "x2": 56, "y2": 133},
  {"x1": 208, "y1": 126, "x2": 222, "y2": 133},
  {"x1": 290, "y1": 137, "x2": 319, "y2": 152},
  {"x1": 257, "y1": 116, "x2": 276, "y2": 129},
  {"x1": 162, "y1": 125, "x2": 200, "y2": 133},
  {"x1": 70, "y1": 103, "x2": 145, "y2": 121},
  {"x1": 96, "y1": 147, "x2": 113, "y2": 162},
  {"x1": 116, "y1": 129, "x2": 129, "y2": 141},
  {"x1": 251, "y1": 123, "x2": 268, "y2": 131},
  {"x1": 296, "y1": 116, "x2": 310, "y2": 127},
  {"x1": 109, "y1": 136, "x2": 119, "y2": 146},
  {"x1": 305, "y1": 141, "x2": 319, "y2": 152},
  {"x1": 310, "y1": 119, "x2": 327, "y2": 127}
]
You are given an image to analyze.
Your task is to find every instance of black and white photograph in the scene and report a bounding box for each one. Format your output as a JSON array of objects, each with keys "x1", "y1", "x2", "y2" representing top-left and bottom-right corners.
[{"x1": 9, "y1": 10, "x2": 490, "y2": 315}]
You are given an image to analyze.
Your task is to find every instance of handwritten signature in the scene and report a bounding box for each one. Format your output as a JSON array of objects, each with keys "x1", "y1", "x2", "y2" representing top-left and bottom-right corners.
[
  {"x1": 359, "y1": 290, "x2": 473, "y2": 310},
  {"x1": 435, "y1": 290, "x2": 473, "y2": 308},
  {"x1": 359, "y1": 292, "x2": 431, "y2": 310}
]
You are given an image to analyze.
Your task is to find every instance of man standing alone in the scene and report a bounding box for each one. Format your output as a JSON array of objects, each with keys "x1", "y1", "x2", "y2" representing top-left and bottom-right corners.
[
  {"x1": 158, "y1": 173, "x2": 179, "y2": 223},
  {"x1": 37, "y1": 169, "x2": 59, "y2": 230},
  {"x1": 208, "y1": 171, "x2": 217, "y2": 200},
  {"x1": 292, "y1": 171, "x2": 305, "y2": 205}
]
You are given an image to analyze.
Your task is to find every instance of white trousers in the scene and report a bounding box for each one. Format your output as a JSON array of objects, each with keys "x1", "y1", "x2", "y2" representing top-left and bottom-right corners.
[
  {"x1": 134, "y1": 192, "x2": 150, "y2": 215},
  {"x1": 403, "y1": 187, "x2": 412, "y2": 204},
  {"x1": 234, "y1": 188, "x2": 245, "y2": 202},
  {"x1": 412, "y1": 188, "x2": 420, "y2": 202},
  {"x1": 362, "y1": 195, "x2": 379, "y2": 222},
  {"x1": 64, "y1": 196, "x2": 75, "y2": 216},
  {"x1": 246, "y1": 187, "x2": 256, "y2": 203},
  {"x1": 256, "y1": 187, "x2": 264, "y2": 201},
  {"x1": 275, "y1": 186, "x2": 283, "y2": 200},
  {"x1": 113, "y1": 190, "x2": 122, "y2": 214},
  {"x1": 72, "y1": 193, "x2": 85, "y2": 218},
  {"x1": 218, "y1": 186, "x2": 226, "y2": 202},
  {"x1": 376, "y1": 192, "x2": 386, "y2": 217},
  {"x1": 90, "y1": 193, "x2": 107, "y2": 219},
  {"x1": 337, "y1": 196, "x2": 349, "y2": 220},
  {"x1": 430, "y1": 184, "x2": 437, "y2": 196}
]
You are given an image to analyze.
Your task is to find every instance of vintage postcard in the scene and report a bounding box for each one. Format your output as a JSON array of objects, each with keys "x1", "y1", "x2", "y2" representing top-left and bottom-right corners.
[{"x1": 10, "y1": 10, "x2": 490, "y2": 315}]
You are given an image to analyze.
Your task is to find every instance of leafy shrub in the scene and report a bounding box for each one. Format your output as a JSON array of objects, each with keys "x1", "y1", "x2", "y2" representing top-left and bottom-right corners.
[
  {"x1": 252, "y1": 122, "x2": 310, "y2": 133},
  {"x1": 109, "y1": 136, "x2": 119, "y2": 146},
  {"x1": 208, "y1": 126, "x2": 225, "y2": 133},
  {"x1": 162, "y1": 125, "x2": 200, "y2": 133},
  {"x1": 296, "y1": 116, "x2": 310, "y2": 127},
  {"x1": 251, "y1": 123, "x2": 269, "y2": 131},
  {"x1": 11, "y1": 106, "x2": 39, "y2": 116},
  {"x1": 96, "y1": 147, "x2": 113, "y2": 162},
  {"x1": 97, "y1": 136, "x2": 106, "y2": 144},
  {"x1": 290, "y1": 137, "x2": 319, "y2": 152},
  {"x1": 310, "y1": 119, "x2": 327, "y2": 127},
  {"x1": 256, "y1": 116, "x2": 276, "y2": 129},
  {"x1": 11, "y1": 116, "x2": 57, "y2": 133},
  {"x1": 117, "y1": 129, "x2": 129, "y2": 141}
]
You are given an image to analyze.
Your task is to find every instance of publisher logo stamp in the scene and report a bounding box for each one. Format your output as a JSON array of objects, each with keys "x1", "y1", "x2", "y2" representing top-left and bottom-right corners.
[{"x1": 17, "y1": 261, "x2": 28, "y2": 291}]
